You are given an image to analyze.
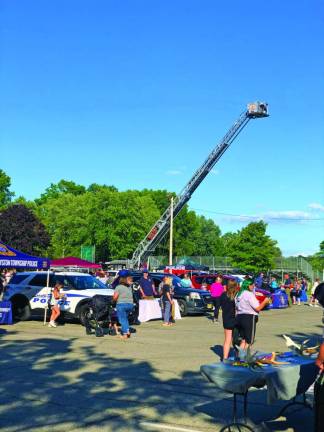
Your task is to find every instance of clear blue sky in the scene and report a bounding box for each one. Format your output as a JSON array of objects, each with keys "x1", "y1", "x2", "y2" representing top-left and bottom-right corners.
[{"x1": 1, "y1": 0, "x2": 323, "y2": 256}]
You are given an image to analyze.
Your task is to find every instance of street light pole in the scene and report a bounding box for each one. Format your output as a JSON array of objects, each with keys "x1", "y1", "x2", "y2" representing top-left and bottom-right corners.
[{"x1": 169, "y1": 196, "x2": 174, "y2": 266}]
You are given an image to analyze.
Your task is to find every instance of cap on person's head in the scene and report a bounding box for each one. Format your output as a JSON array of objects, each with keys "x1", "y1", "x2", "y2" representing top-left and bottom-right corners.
[
  {"x1": 143, "y1": 269, "x2": 149, "y2": 274},
  {"x1": 119, "y1": 269, "x2": 131, "y2": 277},
  {"x1": 314, "y1": 282, "x2": 324, "y2": 307}
]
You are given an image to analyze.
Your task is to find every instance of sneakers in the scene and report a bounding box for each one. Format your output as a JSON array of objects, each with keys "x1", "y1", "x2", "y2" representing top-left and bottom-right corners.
[{"x1": 48, "y1": 321, "x2": 57, "y2": 328}]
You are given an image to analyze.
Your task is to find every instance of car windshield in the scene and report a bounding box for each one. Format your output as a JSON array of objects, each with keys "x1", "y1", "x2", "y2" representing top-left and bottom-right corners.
[{"x1": 54, "y1": 275, "x2": 107, "y2": 290}]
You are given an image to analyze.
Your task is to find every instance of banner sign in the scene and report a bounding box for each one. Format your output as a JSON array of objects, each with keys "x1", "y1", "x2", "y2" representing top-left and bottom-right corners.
[
  {"x1": 0, "y1": 301, "x2": 13, "y2": 325},
  {"x1": 81, "y1": 245, "x2": 95, "y2": 263},
  {"x1": 0, "y1": 242, "x2": 49, "y2": 269}
]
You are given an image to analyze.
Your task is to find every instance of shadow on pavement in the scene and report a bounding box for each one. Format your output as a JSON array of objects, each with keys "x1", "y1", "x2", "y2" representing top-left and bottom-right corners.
[
  {"x1": 0, "y1": 336, "x2": 224, "y2": 431},
  {"x1": 0, "y1": 331, "x2": 317, "y2": 432}
]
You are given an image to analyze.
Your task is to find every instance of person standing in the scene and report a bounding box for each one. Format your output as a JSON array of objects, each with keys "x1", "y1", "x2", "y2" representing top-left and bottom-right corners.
[
  {"x1": 181, "y1": 273, "x2": 192, "y2": 288},
  {"x1": 220, "y1": 279, "x2": 238, "y2": 360},
  {"x1": 210, "y1": 275, "x2": 224, "y2": 323},
  {"x1": 269, "y1": 276, "x2": 279, "y2": 292},
  {"x1": 292, "y1": 279, "x2": 302, "y2": 305},
  {"x1": 113, "y1": 270, "x2": 134, "y2": 340},
  {"x1": 314, "y1": 282, "x2": 324, "y2": 432},
  {"x1": 161, "y1": 276, "x2": 174, "y2": 326},
  {"x1": 282, "y1": 274, "x2": 292, "y2": 307},
  {"x1": 300, "y1": 277, "x2": 308, "y2": 303},
  {"x1": 310, "y1": 278, "x2": 320, "y2": 307},
  {"x1": 48, "y1": 281, "x2": 64, "y2": 328},
  {"x1": 139, "y1": 270, "x2": 157, "y2": 299},
  {"x1": 235, "y1": 279, "x2": 270, "y2": 350},
  {"x1": 254, "y1": 272, "x2": 264, "y2": 290}
]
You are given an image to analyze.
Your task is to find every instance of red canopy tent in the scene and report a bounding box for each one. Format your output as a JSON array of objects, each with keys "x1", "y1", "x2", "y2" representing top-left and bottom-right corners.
[{"x1": 50, "y1": 256, "x2": 101, "y2": 269}]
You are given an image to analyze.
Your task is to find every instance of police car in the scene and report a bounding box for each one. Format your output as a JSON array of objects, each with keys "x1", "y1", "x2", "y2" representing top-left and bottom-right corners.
[{"x1": 3, "y1": 271, "x2": 114, "y2": 325}]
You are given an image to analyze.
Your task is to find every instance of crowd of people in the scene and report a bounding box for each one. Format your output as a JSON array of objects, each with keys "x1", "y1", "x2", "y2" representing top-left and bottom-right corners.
[{"x1": 100, "y1": 269, "x2": 176, "y2": 339}]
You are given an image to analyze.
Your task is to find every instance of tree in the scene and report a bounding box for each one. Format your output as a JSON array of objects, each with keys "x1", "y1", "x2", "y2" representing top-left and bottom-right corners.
[
  {"x1": 0, "y1": 204, "x2": 50, "y2": 255},
  {"x1": 87, "y1": 183, "x2": 118, "y2": 193},
  {"x1": 227, "y1": 221, "x2": 280, "y2": 273},
  {"x1": 194, "y1": 216, "x2": 223, "y2": 256},
  {"x1": 36, "y1": 189, "x2": 160, "y2": 261},
  {"x1": 0, "y1": 169, "x2": 14, "y2": 208},
  {"x1": 221, "y1": 232, "x2": 239, "y2": 257},
  {"x1": 307, "y1": 241, "x2": 324, "y2": 272},
  {"x1": 35, "y1": 179, "x2": 86, "y2": 205}
]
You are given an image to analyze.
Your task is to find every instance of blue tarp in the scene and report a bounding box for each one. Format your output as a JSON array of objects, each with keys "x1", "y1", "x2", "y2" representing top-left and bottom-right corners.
[{"x1": 0, "y1": 242, "x2": 49, "y2": 269}]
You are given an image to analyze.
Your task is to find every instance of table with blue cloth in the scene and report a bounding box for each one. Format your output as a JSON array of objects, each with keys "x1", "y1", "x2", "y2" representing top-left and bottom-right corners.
[{"x1": 201, "y1": 354, "x2": 318, "y2": 431}]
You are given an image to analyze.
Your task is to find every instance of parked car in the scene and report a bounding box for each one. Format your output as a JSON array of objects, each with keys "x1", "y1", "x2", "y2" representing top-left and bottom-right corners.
[
  {"x1": 191, "y1": 274, "x2": 239, "y2": 291},
  {"x1": 3, "y1": 271, "x2": 114, "y2": 324},
  {"x1": 113, "y1": 271, "x2": 213, "y2": 316}
]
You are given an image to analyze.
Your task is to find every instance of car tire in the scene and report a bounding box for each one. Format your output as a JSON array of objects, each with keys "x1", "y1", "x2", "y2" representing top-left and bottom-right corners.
[
  {"x1": 12, "y1": 297, "x2": 31, "y2": 321},
  {"x1": 78, "y1": 303, "x2": 91, "y2": 326},
  {"x1": 177, "y1": 299, "x2": 188, "y2": 316}
]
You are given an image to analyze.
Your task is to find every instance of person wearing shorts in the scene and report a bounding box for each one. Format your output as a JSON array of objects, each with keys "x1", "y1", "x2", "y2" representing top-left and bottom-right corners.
[
  {"x1": 219, "y1": 279, "x2": 238, "y2": 360},
  {"x1": 49, "y1": 281, "x2": 64, "y2": 328},
  {"x1": 235, "y1": 279, "x2": 269, "y2": 350}
]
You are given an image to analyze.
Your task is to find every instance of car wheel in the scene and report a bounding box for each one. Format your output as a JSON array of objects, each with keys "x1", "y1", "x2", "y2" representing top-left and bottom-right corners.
[
  {"x1": 12, "y1": 297, "x2": 31, "y2": 321},
  {"x1": 177, "y1": 299, "x2": 188, "y2": 316},
  {"x1": 78, "y1": 303, "x2": 91, "y2": 326}
]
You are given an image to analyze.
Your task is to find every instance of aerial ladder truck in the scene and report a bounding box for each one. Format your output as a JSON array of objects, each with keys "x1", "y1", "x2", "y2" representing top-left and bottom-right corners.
[{"x1": 130, "y1": 102, "x2": 269, "y2": 269}]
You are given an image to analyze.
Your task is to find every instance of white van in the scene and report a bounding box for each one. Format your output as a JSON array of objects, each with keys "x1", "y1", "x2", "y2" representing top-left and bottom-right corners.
[{"x1": 3, "y1": 271, "x2": 114, "y2": 324}]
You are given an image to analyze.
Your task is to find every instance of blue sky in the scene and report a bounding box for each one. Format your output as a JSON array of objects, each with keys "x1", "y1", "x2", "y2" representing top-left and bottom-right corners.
[{"x1": 1, "y1": 0, "x2": 323, "y2": 256}]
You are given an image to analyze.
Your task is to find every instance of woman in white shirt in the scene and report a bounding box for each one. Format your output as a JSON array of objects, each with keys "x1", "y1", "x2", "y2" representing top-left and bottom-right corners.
[{"x1": 235, "y1": 279, "x2": 269, "y2": 350}]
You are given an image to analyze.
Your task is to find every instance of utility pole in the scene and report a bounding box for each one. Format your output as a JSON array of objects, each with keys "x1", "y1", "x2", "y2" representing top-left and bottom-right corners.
[{"x1": 169, "y1": 196, "x2": 174, "y2": 266}]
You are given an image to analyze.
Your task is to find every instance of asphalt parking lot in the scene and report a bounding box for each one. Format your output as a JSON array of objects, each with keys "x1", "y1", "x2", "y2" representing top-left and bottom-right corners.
[{"x1": 0, "y1": 306, "x2": 323, "y2": 432}]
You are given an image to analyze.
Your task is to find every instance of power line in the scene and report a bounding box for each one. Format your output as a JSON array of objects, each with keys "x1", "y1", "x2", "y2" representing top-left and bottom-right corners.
[{"x1": 190, "y1": 208, "x2": 324, "y2": 222}]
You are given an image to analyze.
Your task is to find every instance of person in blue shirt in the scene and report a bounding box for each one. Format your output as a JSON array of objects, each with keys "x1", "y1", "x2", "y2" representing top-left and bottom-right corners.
[
  {"x1": 269, "y1": 276, "x2": 279, "y2": 292},
  {"x1": 181, "y1": 273, "x2": 192, "y2": 288},
  {"x1": 139, "y1": 270, "x2": 157, "y2": 299},
  {"x1": 254, "y1": 272, "x2": 264, "y2": 290}
]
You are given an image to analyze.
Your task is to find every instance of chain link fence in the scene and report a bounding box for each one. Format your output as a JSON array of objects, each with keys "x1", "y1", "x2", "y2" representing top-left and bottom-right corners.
[{"x1": 149, "y1": 255, "x2": 322, "y2": 282}]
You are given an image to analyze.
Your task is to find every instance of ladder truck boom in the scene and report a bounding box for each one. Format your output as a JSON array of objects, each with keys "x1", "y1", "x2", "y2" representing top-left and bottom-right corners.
[{"x1": 130, "y1": 102, "x2": 269, "y2": 268}]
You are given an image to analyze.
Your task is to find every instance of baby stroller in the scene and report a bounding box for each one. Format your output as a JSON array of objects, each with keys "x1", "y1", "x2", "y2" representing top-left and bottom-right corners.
[{"x1": 84, "y1": 295, "x2": 114, "y2": 337}]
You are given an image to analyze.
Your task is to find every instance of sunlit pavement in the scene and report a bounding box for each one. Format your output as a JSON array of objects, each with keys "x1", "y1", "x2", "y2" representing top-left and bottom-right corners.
[{"x1": 0, "y1": 305, "x2": 322, "y2": 432}]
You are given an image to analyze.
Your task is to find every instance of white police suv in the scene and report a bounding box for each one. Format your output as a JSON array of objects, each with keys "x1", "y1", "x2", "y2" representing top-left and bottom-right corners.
[{"x1": 3, "y1": 271, "x2": 114, "y2": 325}]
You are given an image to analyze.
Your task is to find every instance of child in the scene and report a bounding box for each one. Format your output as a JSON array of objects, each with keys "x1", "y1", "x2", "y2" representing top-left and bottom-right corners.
[{"x1": 49, "y1": 281, "x2": 64, "y2": 328}]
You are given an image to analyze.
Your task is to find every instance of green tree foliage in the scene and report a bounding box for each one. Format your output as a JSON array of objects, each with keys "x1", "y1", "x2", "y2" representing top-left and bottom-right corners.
[
  {"x1": 227, "y1": 221, "x2": 280, "y2": 273},
  {"x1": 0, "y1": 204, "x2": 50, "y2": 255},
  {"x1": 36, "y1": 190, "x2": 160, "y2": 261},
  {"x1": 0, "y1": 169, "x2": 14, "y2": 208},
  {"x1": 87, "y1": 183, "x2": 118, "y2": 193},
  {"x1": 34, "y1": 184, "x2": 225, "y2": 260},
  {"x1": 221, "y1": 232, "x2": 239, "y2": 257},
  {"x1": 35, "y1": 180, "x2": 86, "y2": 205},
  {"x1": 142, "y1": 190, "x2": 224, "y2": 257},
  {"x1": 307, "y1": 241, "x2": 324, "y2": 271},
  {"x1": 29, "y1": 178, "x2": 282, "y2": 264}
]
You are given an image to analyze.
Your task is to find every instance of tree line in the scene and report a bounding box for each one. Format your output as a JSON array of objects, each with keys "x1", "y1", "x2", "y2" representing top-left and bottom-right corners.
[{"x1": 0, "y1": 169, "x2": 322, "y2": 273}]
